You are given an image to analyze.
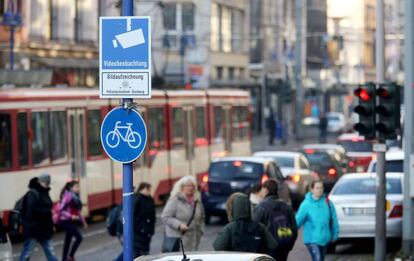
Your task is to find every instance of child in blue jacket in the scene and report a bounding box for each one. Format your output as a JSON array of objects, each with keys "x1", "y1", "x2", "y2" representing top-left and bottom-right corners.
[{"x1": 296, "y1": 180, "x2": 339, "y2": 261}]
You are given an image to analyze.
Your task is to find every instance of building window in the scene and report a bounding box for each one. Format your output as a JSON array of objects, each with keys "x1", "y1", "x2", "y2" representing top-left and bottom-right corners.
[
  {"x1": 228, "y1": 67, "x2": 235, "y2": 80},
  {"x1": 49, "y1": 111, "x2": 67, "y2": 163},
  {"x1": 163, "y1": 2, "x2": 195, "y2": 49},
  {"x1": 239, "y1": 68, "x2": 245, "y2": 79},
  {"x1": 211, "y1": 3, "x2": 244, "y2": 53},
  {"x1": 17, "y1": 112, "x2": 29, "y2": 168},
  {"x1": 216, "y1": 66, "x2": 223, "y2": 80},
  {"x1": 87, "y1": 109, "x2": 102, "y2": 157},
  {"x1": 0, "y1": 113, "x2": 12, "y2": 170}
]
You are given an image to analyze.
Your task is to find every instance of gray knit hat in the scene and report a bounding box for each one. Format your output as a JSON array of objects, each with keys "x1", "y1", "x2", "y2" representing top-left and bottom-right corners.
[{"x1": 38, "y1": 173, "x2": 51, "y2": 185}]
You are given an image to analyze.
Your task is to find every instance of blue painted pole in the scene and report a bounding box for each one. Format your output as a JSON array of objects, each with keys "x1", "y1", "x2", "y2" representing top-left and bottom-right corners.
[{"x1": 122, "y1": 1, "x2": 134, "y2": 260}]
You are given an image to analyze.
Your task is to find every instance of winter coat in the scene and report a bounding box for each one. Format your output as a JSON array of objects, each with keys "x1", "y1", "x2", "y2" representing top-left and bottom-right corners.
[
  {"x1": 161, "y1": 192, "x2": 204, "y2": 251},
  {"x1": 134, "y1": 193, "x2": 156, "y2": 238},
  {"x1": 22, "y1": 177, "x2": 54, "y2": 240},
  {"x1": 253, "y1": 195, "x2": 298, "y2": 246},
  {"x1": 59, "y1": 190, "x2": 85, "y2": 224},
  {"x1": 213, "y1": 193, "x2": 277, "y2": 254},
  {"x1": 295, "y1": 192, "x2": 339, "y2": 246}
]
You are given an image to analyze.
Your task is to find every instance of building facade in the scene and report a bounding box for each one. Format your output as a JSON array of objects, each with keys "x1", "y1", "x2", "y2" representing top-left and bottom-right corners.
[{"x1": 0, "y1": 0, "x2": 119, "y2": 87}]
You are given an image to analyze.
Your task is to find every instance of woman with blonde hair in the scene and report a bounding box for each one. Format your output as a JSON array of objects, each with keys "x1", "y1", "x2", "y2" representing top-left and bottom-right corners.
[{"x1": 161, "y1": 176, "x2": 205, "y2": 252}]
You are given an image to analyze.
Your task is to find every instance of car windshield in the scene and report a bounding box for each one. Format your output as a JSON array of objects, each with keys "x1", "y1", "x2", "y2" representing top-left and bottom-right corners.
[
  {"x1": 331, "y1": 177, "x2": 402, "y2": 195},
  {"x1": 303, "y1": 152, "x2": 333, "y2": 167},
  {"x1": 372, "y1": 160, "x2": 403, "y2": 172},
  {"x1": 338, "y1": 140, "x2": 373, "y2": 152},
  {"x1": 272, "y1": 156, "x2": 294, "y2": 168},
  {"x1": 327, "y1": 115, "x2": 340, "y2": 121},
  {"x1": 209, "y1": 161, "x2": 263, "y2": 180}
]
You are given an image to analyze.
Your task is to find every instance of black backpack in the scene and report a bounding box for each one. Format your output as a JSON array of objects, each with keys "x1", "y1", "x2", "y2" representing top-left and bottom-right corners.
[
  {"x1": 230, "y1": 220, "x2": 267, "y2": 253},
  {"x1": 9, "y1": 189, "x2": 38, "y2": 233},
  {"x1": 262, "y1": 200, "x2": 296, "y2": 249},
  {"x1": 106, "y1": 204, "x2": 122, "y2": 237}
]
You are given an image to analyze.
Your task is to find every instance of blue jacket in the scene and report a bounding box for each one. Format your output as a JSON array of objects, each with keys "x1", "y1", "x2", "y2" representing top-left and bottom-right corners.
[{"x1": 295, "y1": 192, "x2": 339, "y2": 246}]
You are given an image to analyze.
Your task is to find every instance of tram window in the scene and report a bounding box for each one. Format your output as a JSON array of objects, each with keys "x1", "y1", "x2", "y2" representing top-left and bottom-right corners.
[
  {"x1": 87, "y1": 110, "x2": 102, "y2": 157},
  {"x1": 195, "y1": 107, "x2": 207, "y2": 145},
  {"x1": 0, "y1": 113, "x2": 12, "y2": 170},
  {"x1": 172, "y1": 108, "x2": 184, "y2": 147},
  {"x1": 233, "y1": 106, "x2": 249, "y2": 140},
  {"x1": 17, "y1": 112, "x2": 29, "y2": 167},
  {"x1": 50, "y1": 111, "x2": 67, "y2": 162},
  {"x1": 148, "y1": 108, "x2": 165, "y2": 149},
  {"x1": 32, "y1": 111, "x2": 50, "y2": 166},
  {"x1": 213, "y1": 106, "x2": 223, "y2": 143}
]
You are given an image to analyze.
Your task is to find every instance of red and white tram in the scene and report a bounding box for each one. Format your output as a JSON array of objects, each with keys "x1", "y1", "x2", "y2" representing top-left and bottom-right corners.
[{"x1": 0, "y1": 88, "x2": 251, "y2": 223}]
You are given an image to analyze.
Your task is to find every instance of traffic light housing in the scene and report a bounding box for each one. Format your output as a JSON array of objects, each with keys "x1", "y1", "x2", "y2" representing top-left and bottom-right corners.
[
  {"x1": 375, "y1": 83, "x2": 401, "y2": 140},
  {"x1": 354, "y1": 83, "x2": 376, "y2": 139}
]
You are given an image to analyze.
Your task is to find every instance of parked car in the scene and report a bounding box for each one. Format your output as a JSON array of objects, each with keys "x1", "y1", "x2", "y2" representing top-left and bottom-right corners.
[
  {"x1": 302, "y1": 144, "x2": 356, "y2": 173},
  {"x1": 329, "y1": 172, "x2": 403, "y2": 247},
  {"x1": 200, "y1": 157, "x2": 291, "y2": 223},
  {"x1": 337, "y1": 133, "x2": 374, "y2": 172},
  {"x1": 300, "y1": 149, "x2": 343, "y2": 192},
  {"x1": 135, "y1": 251, "x2": 275, "y2": 261},
  {"x1": 367, "y1": 149, "x2": 404, "y2": 173},
  {"x1": 326, "y1": 112, "x2": 347, "y2": 133},
  {"x1": 252, "y1": 151, "x2": 317, "y2": 208}
]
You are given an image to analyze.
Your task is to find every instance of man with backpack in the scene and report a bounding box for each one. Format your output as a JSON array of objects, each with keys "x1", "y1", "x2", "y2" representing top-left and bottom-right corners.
[
  {"x1": 213, "y1": 193, "x2": 277, "y2": 254},
  {"x1": 253, "y1": 179, "x2": 297, "y2": 261},
  {"x1": 19, "y1": 173, "x2": 58, "y2": 261}
]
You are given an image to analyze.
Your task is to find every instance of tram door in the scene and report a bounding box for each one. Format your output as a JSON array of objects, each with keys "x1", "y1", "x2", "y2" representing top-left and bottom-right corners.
[
  {"x1": 67, "y1": 109, "x2": 88, "y2": 208},
  {"x1": 183, "y1": 106, "x2": 195, "y2": 176}
]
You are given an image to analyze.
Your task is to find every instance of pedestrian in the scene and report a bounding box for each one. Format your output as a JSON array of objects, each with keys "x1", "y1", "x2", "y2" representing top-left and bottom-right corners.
[
  {"x1": 161, "y1": 176, "x2": 204, "y2": 252},
  {"x1": 213, "y1": 193, "x2": 277, "y2": 254},
  {"x1": 267, "y1": 111, "x2": 276, "y2": 145},
  {"x1": 19, "y1": 173, "x2": 58, "y2": 261},
  {"x1": 319, "y1": 112, "x2": 328, "y2": 143},
  {"x1": 295, "y1": 180, "x2": 339, "y2": 261},
  {"x1": 113, "y1": 182, "x2": 156, "y2": 261},
  {"x1": 248, "y1": 184, "x2": 263, "y2": 212},
  {"x1": 58, "y1": 181, "x2": 87, "y2": 261},
  {"x1": 252, "y1": 179, "x2": 297, "y2": 261}
]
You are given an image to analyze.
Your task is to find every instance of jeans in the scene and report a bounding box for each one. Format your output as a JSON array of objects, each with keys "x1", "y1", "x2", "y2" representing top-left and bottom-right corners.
[
  {"x1": 306, "y1": 244, "x2": 327, "y2": 261},
  {"x1": 60, "y1": 221, "x2": 83, "y2": 261},
  {"x1": 19, "y1": 238, "x2": 58, "y2": 261}
]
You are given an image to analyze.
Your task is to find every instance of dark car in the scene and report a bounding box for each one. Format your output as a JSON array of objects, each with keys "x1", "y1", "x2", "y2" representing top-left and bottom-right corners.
[
  {"x1": 302, "y1": 144, "x2": 356, "y2": 173},
  {"x1": 300, "y1": 149, "x2": 343, "y2": 192},
  {"x1": 200, "y1": 157, "x2": 291, "y2": 224}
]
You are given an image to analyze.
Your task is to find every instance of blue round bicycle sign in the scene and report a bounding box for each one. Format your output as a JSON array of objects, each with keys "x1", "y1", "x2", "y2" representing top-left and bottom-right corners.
[{"x1": 101, "y1": 107, "x2": 147, "y2": 163}]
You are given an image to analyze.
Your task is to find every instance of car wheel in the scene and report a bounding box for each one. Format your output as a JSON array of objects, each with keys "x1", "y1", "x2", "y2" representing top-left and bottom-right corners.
[
  {"x1": 205, "y1": 214, "x2": 211, "y2": 225},
  {"x1": 327, "y1": 242, "x2": 336, "y2": 254}
]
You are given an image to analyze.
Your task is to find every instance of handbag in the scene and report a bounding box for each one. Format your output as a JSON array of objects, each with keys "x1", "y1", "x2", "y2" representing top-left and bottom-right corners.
[{"x1": 162, "y1": 200, "x2": 198, "y2": 252}]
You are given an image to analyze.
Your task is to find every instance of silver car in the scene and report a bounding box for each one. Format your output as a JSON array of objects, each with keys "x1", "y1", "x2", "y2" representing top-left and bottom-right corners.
[
  {"x1": 329, "y1": 172, "x2": 403, "y2": 243},
  {"x1": 135, "y1": 251, "x2": 275, "y2": 261}
]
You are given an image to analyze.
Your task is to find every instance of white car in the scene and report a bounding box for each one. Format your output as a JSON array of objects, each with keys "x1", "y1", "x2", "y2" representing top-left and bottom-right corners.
[
  {"x1": 367, "y1": 149, "x2": 404, "y2": 173},
  {"x1": 326, "y1": 112, "x2": 347, "y2": 133},
  {"x1": 253, "y1": 151, "x2": 316, "y2": 207},
  {"x1": 329, "y1": 172, "x2": 403, "y2": 244},
  {"x1": 135, "y1": 251, "x2": 275, "y2": 261}
]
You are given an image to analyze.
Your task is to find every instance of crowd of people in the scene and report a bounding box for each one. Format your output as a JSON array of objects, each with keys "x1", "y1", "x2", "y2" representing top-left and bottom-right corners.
[{"x1": 1, "y1": 173, "x2": 339, "y2": 261}]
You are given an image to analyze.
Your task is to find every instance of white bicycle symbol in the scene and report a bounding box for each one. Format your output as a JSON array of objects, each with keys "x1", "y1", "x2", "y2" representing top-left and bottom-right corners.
[{"x1": 106, "y1": 121, "x2": 142, "y2": 149}]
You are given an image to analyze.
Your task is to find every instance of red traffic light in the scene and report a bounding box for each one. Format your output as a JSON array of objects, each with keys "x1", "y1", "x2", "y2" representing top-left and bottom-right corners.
[
  {"x1": 376, "y1": 87, "x2": 390, "y2": 98},
  {"x1": 354, "y1": 88, "x2": 372, "y2": 101}
]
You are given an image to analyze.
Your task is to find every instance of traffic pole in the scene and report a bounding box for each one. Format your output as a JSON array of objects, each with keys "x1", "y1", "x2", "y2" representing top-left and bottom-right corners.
[
  {"x1": 403, "y1": 0, "x2": 414, "y2": 254},
  {"x1": 375, "y1": 0, "x2": 386, "y2": 260},
  {"x1": 122, "y1": 1, "x2": 134, "y2": 261}
]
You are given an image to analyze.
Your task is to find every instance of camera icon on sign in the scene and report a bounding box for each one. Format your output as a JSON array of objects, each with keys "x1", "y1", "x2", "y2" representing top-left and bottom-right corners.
[{"x1": 112, "y1": 29, "x2": 145, "y2": 49}]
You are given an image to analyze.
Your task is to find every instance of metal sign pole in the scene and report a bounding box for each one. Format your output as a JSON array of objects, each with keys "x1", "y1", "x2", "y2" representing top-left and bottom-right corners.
[{"x1": 122, "y1": 1, "x2": 134, "y2": 261}]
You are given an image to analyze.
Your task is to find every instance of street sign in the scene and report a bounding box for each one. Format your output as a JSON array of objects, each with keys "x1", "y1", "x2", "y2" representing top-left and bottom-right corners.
[
  {"x1": 100, "y1": 107, "x2": 147, "y2": 163},
  {"x1": 99, "y1": 16, "x2": 151, "y2": 98}
]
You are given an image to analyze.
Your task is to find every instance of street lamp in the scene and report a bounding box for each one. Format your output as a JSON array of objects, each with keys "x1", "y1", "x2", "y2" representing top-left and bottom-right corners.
[{"x1": 2, "y1": 0, "x2": 22, "y2": 70}]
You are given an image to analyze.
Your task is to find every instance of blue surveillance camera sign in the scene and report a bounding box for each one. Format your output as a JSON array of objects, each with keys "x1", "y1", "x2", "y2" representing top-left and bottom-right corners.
[{"x1": 99, "y1": 16, "x2": 151, "y2": 98}]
